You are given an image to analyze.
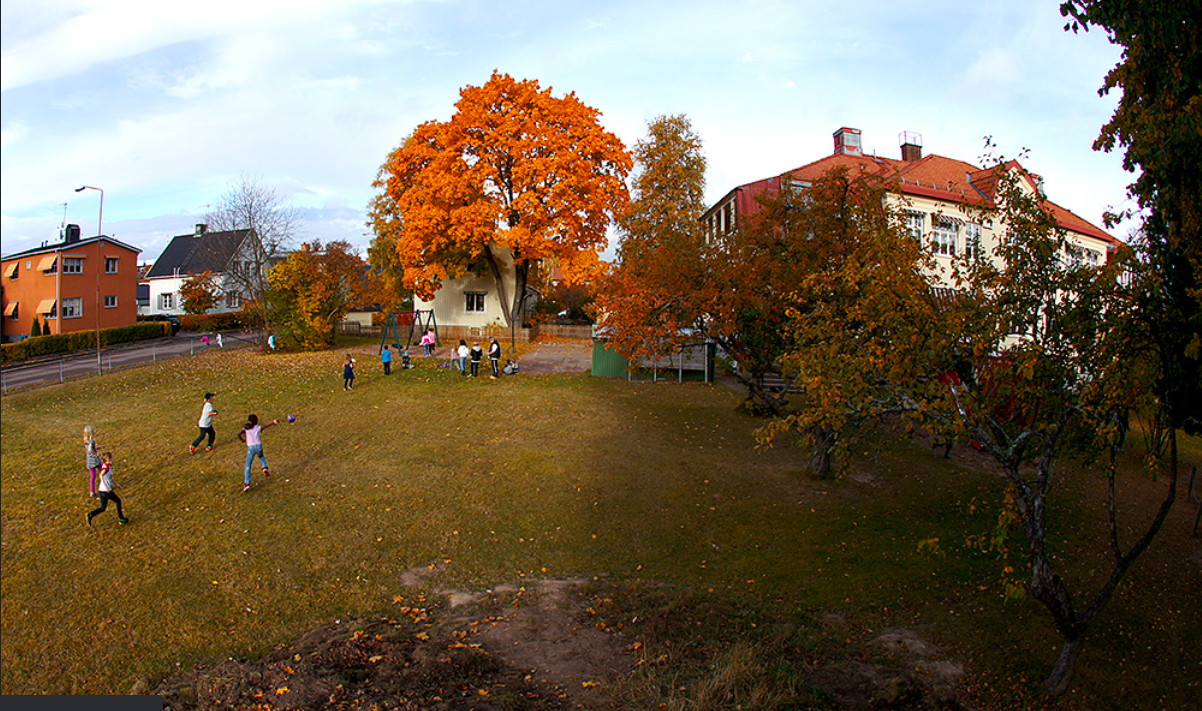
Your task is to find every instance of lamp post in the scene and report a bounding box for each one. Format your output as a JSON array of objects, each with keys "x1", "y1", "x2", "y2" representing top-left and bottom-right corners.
[{"x1": 75, "y1": 185, "x2": 104, "y2": 374}]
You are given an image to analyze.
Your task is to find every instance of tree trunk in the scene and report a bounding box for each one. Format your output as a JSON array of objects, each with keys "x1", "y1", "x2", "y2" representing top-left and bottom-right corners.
[{"x1": 1044, "y1": 634, "x2": 1086, "y2": 697}]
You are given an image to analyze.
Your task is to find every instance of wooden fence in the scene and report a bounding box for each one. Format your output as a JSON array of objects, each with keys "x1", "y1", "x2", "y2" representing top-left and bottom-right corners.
[{"x1": 336, "y1": 322, "x2": 592, "y2": 343}]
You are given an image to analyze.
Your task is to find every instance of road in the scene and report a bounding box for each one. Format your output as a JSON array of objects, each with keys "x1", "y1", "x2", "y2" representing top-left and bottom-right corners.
[{"x1": 1, "y1": 331, "x2": 258, "y2": 392}]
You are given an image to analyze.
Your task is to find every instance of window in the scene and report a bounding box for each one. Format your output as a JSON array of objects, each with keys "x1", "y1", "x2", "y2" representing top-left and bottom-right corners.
[
  {"x1": 225, "y1": 291, "x2": 242, "y2": 309},
  {"x1": 160, "y1": 293, "x2": 175, "y2": 310},
  {"x1": 38, "y1": 255, "x2": 58, "y2": 273},
  {"x1": 37, "y1": 299, "x2": 57, "y2": 319},
  {"x1": 62, "y1": 257, "x2": 84, "y2": 274},
  {"x1": 5, "y1": 302, "x2": 17, "y2": 321},
  {"x1": 104, "y1": 295, "x2": 117, "y2": 308},
  {"x1": 964, "y1": 222, "x2": 982, "y2": 260},
  {"x1": 62, "y1": 297, "x2": 83, "y2": 319},
  {"x1": 105, "y1": 257, "x2": 119, "y2": 273},
  {"x1": 5, "y1": 263, "x2": 17, "y2": 281},
  {"x1": 465, "y1": 291, "x2": 486, "y2": 313},
  {"x1": 906, "y1": 212, "x2": 924, "y2": 241},
  {"x1": 932, "y1": 216, "x2": 957, "y2": 257}
]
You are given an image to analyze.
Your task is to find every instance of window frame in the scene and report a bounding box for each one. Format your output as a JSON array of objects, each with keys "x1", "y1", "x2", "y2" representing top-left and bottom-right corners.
[
  {"x1": 62, "y1": 257, "x2": 84, "y2": 274},
  {"x1": 61, "y1": 297, "x2": 83, "y2": 319},
  {"x1": 964, "y1": 222, "x2": 983, "y2": 260},
  {"x1": 464, "y1": 291, "x2": 486, "y2": 314},
  {"x1": 104, "y1": 295, "x2": 118, "y2": 308},
  {"x1": 932, "y1": 216, "x2": 958, "y2": 257},
  {"x1": 105, "y1": 257, "x2": 119, "y2": 274}
]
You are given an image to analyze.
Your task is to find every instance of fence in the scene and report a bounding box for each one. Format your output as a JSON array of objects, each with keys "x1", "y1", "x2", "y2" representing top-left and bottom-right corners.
[
  {"x1": 1, "y1": 336, "x2": 221, "y2": 393},
  {"x1": 337, "y1": 321, "x2": 592, "y2": 343}
]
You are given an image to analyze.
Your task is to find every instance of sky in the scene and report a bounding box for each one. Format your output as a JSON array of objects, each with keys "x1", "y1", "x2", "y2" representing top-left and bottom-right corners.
[{"x1": 2, "y1": 0, "x2": 1132, "y2": 265}]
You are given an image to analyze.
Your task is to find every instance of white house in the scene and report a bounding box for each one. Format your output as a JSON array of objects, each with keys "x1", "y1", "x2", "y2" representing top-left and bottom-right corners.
[
  {"x1": 140, "y1": 224, "x2": 262, "y2": 316},
  {"x1": 413, "y1": 244, "x2": 536, "y2": 330}
]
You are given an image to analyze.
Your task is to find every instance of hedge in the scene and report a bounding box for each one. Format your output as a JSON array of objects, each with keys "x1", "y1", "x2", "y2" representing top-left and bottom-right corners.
[
  {"x1": 1, "y1": 322, "x2": 171, "y2": 364},
  {"x1": 175, "y1": 312, "x2": 247, "y2": 332}
]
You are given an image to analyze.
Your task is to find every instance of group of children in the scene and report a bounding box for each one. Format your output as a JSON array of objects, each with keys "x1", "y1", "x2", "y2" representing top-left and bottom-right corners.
[
  {"x1": 82, "y1": 391, "x2": 286, "y2": 527},
  {"x1": 450, "y1": 337, "x2": 502, "y2": 378},
  {"x1": 182, "y1": 392, "x2": 278, "y2": 493},
  {"x1": 84, "y1": 332, "x2": 507, "y2": 527},
  {"x1": 370, "y1": 333, "x2": 502, "y2": 382}
]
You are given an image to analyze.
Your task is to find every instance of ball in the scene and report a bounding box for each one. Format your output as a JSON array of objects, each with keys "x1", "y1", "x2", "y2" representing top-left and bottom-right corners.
[{"x1": 287, "y1": 414, "x2": 296, "y2": 423}]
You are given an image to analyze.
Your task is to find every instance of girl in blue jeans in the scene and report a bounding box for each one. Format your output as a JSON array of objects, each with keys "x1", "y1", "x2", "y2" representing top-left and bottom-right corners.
[{"x1": 238, "y1": 414, "x2": 279, "y2": 492}]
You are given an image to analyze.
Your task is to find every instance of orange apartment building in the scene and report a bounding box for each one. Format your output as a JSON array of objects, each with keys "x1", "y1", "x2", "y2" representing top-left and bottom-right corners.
[{"x1": 2, "y1": 224, "x2": 142, "y2": 343}]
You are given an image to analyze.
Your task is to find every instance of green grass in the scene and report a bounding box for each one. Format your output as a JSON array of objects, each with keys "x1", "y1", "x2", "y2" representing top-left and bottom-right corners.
[{"x1": 1, "y1": 344, "x2": 1198, "y2": 708}]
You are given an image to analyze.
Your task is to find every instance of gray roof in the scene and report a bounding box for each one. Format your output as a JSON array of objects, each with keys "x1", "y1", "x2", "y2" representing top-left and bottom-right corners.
[
  {"x1": 2, "y1": 235, "x2": 141, "y2": 261},
  {"x1": 144, "y1": 228, "x2": 254, "y2": 279}
]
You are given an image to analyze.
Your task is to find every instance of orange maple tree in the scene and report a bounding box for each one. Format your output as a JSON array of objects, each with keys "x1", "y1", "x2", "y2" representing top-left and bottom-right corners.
[
  {"x1": 178, "y1": 270, "x2": 222, "y2": 315},
  {"x1": 369, "y1": 72, "x2": 632, "y2": 330}
]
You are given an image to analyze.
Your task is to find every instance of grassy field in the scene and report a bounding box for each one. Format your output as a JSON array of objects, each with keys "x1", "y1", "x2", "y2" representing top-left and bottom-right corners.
[{"x1": 1, "y1": 343, "x2": 1197, "y2": 708}]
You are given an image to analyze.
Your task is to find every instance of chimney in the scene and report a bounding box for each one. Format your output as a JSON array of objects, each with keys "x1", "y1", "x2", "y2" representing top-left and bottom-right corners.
[
  {"x1": 195, "y1": 224, "x2": 208, "y2": 236},
  {"x1": 65, "y1": 224, "x2": 81, "y2": 243},
  {"x1": 900, "y1": 131, "x2": 923, "y2": 161},
  {"x1": 833, "y1": 127, "x2": 862, "y2": 156}
]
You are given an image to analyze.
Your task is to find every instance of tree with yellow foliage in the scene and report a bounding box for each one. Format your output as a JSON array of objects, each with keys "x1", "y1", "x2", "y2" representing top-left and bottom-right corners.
[{"x1": 268, "y1": 241, "x2": 379, "y2": 349}]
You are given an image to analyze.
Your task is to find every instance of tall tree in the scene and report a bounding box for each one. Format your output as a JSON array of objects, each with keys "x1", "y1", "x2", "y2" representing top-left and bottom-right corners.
[
  {"x1": 268, "y1": 240, "x2": 379, "y2": 349},
  {"x1": 178, "y1": 271, "x2": 221, "y2": 315},
  {"x1": 1061, "y1": 0, "x2": 1202, "y2": 435},
  {"x1": 595, "y1": 114, "x2": 710, "y2": 361},
  {"x1": 203, "y1": 175, "x2": 301, "y2": 347},
  {"x1": 369, "y1": 72, "x2": 632, "y2": 339}
]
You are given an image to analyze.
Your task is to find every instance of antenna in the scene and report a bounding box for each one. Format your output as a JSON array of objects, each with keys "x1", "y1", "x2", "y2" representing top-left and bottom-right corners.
[{"x1": 60, "y1": 202, "x2": 68, "y2": 238}]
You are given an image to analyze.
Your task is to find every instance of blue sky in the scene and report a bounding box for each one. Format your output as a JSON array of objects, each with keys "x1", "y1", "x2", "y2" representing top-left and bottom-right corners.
[{"x1": 2, "y1": 0, "x2": 1130, "y2": 264}]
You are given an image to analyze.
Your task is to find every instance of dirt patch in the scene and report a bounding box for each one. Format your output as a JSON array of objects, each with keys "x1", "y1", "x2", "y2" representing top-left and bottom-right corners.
[
  {"x1": 149, "y1": 575, "x2": 633, "y2": 710},
  {"x1": 148, "y1": 572, "x2": 969, "y2": 710}
]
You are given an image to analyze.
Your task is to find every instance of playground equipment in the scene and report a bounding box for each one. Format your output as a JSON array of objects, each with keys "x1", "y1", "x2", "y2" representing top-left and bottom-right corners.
[{"x1": 378, "y1": 310, "x2": 438, "y2": 354}]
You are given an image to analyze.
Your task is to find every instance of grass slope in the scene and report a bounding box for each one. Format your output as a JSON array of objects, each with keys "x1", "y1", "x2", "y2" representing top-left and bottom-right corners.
[{"x1": 1, "y1": 345, "x2": 1197, "y2": 708}]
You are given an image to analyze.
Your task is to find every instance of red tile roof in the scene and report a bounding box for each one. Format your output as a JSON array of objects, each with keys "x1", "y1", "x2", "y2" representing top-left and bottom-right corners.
[{"x1": 722, "y1": 148, "x2": 1117, "y2": 246}]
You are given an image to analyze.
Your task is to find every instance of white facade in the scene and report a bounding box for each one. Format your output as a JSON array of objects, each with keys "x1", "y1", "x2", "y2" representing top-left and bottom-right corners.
[{"x1": 414, "y1": 268, "x2": 517, "y2": 329}]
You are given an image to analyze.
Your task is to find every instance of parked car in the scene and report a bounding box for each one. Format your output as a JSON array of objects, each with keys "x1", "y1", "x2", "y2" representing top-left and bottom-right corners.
[{"x1": 145, "y1": 314, "x2": 181, "y2": 335}]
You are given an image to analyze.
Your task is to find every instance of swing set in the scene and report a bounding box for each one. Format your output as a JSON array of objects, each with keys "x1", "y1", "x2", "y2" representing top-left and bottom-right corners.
[{"x1": 378, "y1": 309, "x2": 438, "y2": 355}]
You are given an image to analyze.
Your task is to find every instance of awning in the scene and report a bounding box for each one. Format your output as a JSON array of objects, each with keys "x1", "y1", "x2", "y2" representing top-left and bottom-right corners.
[
  {"x1": 36, "y1": 298, "x2": 56, "y2": 314},
  {"x1": 37, "y1": 255, "x2": 57, "y2": 272},
  {"x1": 3, "y1": 263, "x2": 17, "y2": 279},
  {"x1": 3, "y1": 301, "x2": 17, "y2": 316}
]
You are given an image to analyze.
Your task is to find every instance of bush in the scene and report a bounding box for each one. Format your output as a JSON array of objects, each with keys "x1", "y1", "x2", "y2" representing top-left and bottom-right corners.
[
  {"x1": 1, "y1": 322, "x2": 170, "y2": 364},
  {"x1": 176, "y1": 312, "x2": 246, "y2": 332}
]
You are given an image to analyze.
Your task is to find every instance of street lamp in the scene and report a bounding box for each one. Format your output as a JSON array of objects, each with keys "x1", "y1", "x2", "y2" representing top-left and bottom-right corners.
[{"x1": 75, "y1": 185, "x2": 104, "y2": 374}]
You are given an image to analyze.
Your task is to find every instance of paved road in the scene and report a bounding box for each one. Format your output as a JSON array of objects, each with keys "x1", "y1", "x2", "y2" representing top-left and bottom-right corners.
[{"x1": 1, "y1": 331, "x2": 258, "y2": 392}]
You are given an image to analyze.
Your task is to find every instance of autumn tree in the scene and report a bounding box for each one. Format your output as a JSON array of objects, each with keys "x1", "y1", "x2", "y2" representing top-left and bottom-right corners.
[
  {"x1": 366, "y1": 211, "x2": 413, "y2": 315},
  {"x1": 760, "y1": 161, "x2": 1180, "y2": 695},
  {"x1": 203, "y1": 175, "x2": 301, "y2": 347},
  {"x1": 267, "y1": 240, "x2": 378, "y2": 349},
  {"x1": 178, "y1": 271, "x2": 221, "y2": 314},
  {"x1": 369, "y1": 72, "x2": 631, "y2": 344},
  {"x1": 595, "y1": 114, "x2": 710, "y2": 362}
]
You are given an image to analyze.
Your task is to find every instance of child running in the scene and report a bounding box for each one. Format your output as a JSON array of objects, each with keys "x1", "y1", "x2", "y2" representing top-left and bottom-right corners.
[
  {"x1": 238, "y1": 414, "x2": 279, "y2": 492},
  {"x1": 190, "y1": 392, "x2": 218, "y2": 453},
  {"x1": 83, "y1": 425, "x2": 102, "y2": 497},
  {"x1": 87, "y1": 451, "x2": 129, "y2": 526}
]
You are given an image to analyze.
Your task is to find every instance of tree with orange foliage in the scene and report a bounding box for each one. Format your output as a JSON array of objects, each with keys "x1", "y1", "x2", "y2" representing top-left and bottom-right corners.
[
  {"x1": 594, "y1": 114, "x2": 711, "y2": 361},
  {"x1": 178, "y1": 270, "x2": 222, "y2": 315},
  {"x1": 369, "y1": 72, "x2": 631, "y2": 335},
  {"x1": 267, "y1": 240, "x2": 380, "y2": 349}
]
